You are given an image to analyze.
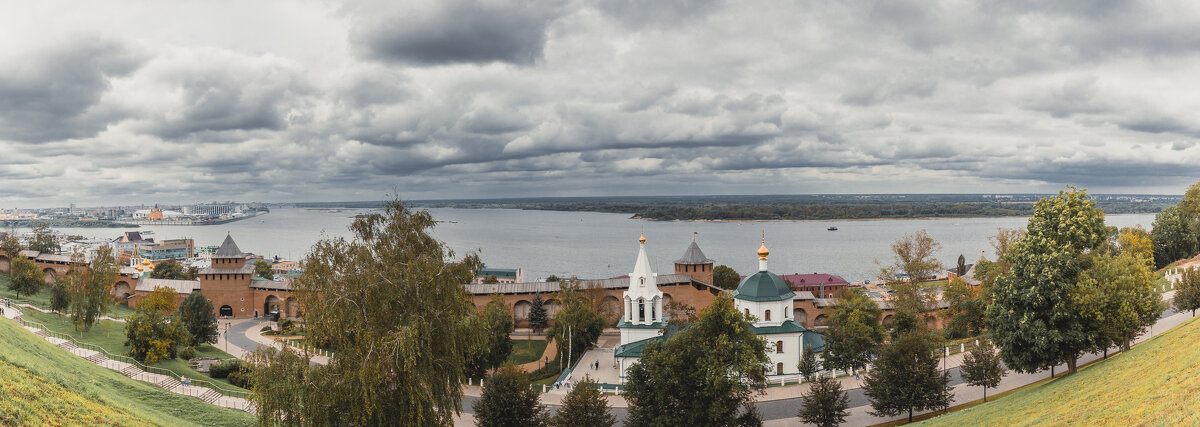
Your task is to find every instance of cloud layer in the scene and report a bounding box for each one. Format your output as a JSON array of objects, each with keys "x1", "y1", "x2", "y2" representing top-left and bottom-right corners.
[{"x1": 2, "y1": 0, "x2": 1200, "y2": 206}]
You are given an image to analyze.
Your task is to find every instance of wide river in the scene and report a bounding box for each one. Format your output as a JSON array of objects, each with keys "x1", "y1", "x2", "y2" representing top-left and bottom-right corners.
[{"x1": 25, "y1": 207, "x2": 1157, "y2": 283}]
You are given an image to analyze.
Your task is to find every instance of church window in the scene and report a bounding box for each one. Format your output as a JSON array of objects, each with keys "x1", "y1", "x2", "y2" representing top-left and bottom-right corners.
[
  {"x1": 744, "y1": 308, "x2": 750, "y2": 316},
  {"x1": 776, "y1": 341, "x2": 783, "y2": 353},
  {"x1": 765, "y1": 310, "x2": 772, "y2": 321},
  {"x1": 640, "y1": 277, "x2": 645, "y2": 286},
  {"x1": 639, "y1": 301, "x2": 645, "y2": 322},
  {"x1": 777, "y1": 363, "x2": 784, "y2": 375}
]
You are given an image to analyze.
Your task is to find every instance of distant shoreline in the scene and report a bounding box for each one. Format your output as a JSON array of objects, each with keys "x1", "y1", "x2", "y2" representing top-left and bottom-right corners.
[
  {"x1": 629, "y1": 215, "x2": 1037, "y2": 223},
  {"x1": 409, "y1": 194, "x2": 1170, "y2": 223}
]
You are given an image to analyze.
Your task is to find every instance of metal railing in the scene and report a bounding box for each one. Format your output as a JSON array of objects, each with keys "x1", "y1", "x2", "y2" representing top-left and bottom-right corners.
[{"x1": 20, "y1": 320, "x2": 252, "y2": 405}]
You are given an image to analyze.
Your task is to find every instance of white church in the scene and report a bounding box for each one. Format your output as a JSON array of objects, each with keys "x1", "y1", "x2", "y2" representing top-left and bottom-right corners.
[{"x1": 614, "y1": 233, "x2": 824, "y2": 379}]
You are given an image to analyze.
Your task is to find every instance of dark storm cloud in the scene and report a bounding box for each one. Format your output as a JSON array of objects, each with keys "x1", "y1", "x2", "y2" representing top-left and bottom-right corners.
[
  {"x1": 0, "y1": 38, "x2": 143, "y2": 143},
  {"x1": 349, "y1": 0, "x2": 565, "y2": 66},
  {"x1": 982, "y1": 156, "x2": 1200, "y2": 187},
  {"x1": 6, "y1": 0, "x2": 1200, "y2": 206},
  {"x1": 138, "y1": 53, "x2": 308, "y2": 140}
]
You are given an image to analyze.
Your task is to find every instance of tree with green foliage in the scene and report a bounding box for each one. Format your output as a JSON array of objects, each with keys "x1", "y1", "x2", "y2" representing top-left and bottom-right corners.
[
  {"x1": 880, "y1": 229, "x2": 942, "y2": 284},
  {"x1": 528, "y1": 294, "x2": 549, "y2": 333},
  {"x1": 547, "y1": 281, "x2": 604, "y2": 367},
  {"x1": 0, "y1": 233, "x2": 21, "y2": 257},
  {"x1": 150, "y1": 259, "x2": 191, "y2": 280},
  {"x1": 863, "y1": 329, "x2": 952, "y2": 423},
  {"x1": 822, "y1": 289, "x2": 885, "y2": 374},
  {"x1": 797, "y1": 375, "x2": 849, "y2": 427},
  {"x1": 248, "y1": 199, "x2": 484, "y2": 426},
  {"x1": 797, "y1": 345, "x2": 821, "y2": 382},
  {"x1": 663, "y1": 300, "x2": 697, "y2": 327},
  {"x1": 942, "y1": 277, "x2": 985, "y2": 339},
  {"x1": 1074, "y1": 252, "x2": 1165, "y2": 352},
  {"x1": 960, "y1": 339, "x2": 1005, "y2": 403},
  {"x1": 50, "y1": 282, "x2": 69, "y2": 313},
  {"x1": 1180, "y1": 181, "x2": 1200, "y2": 218},
  {"x1": 545, "y1": 274, "x2": 562, "y2": 282},
  {"x1": 1174, "y1": 267, "x2": 1200, "y2": 317},
  {"x1": 1117, "y1": 226, "x2": 1154, "y2": 266},
  {"x1": 253, "y1": 259, "x2": 274, "y2": 280},
  {"x1": 551, "y1": 377, "x2": 615, "y2": 427},
  {"x1": 989, "y1": 228, "x2": 1024, "y2": 261},
  {"x1": 178, "y1": 291, "x2": 218, "y2": 347},
  {"x1": 473, "y1": 365, "x2": 546, "y2": 427},
  {"x1": 27, "y1": 222, "x2": 59, "y2": 254},
  {"x1": 713, "y1": 264, "x2": 741, "y2": 290},
  {"x1": 988, "y1": 187, "x2": 1108, "y2": 375},
  {"x1": 64, "y1": 247, "x2": 119, "y2": 332},
  {"x1": 956, "y1": 254, "x2": 966, "y2": 276},
  {"x1": 624, "y1": 294, "x2": 769, "y2": 426},
  {"x1": 7, "y1": 256, "x2": 43, "y2": 296},
  {"x1": 1151, "y1": 205, "x2": 1197, "y2": 268},
  {"x1": 482, "y1": 275, "x2": 499, "y2": 284},
  {"x1": 468, "y1": 294, "x2": 515, "y2": 377},
  {"x1": 124, "y1": 286, "x2": 187, "y2": 364},
  {"x1": 886, "y1": 309, "x2": 921, "y2": 340}
]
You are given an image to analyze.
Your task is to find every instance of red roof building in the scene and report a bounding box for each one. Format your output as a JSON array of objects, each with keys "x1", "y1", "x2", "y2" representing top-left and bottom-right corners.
[{"x1": 779, "y1": 273, "x2": 849, "y2": 299}]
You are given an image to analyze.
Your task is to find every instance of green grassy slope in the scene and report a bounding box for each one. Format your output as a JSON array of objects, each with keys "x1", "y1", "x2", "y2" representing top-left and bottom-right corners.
[
  {"x1": 921, "y1": 316, "x2": 1200, "y2": 426},
  {"x1": 0, "y1": 318, "x2": 253, "y2": 426},
  {"x1": 20, "y1": 309, "x2": 247, "y2": 392},
  {"x1": 0, "y1": 273, "x2": 137, "y2": 319}
]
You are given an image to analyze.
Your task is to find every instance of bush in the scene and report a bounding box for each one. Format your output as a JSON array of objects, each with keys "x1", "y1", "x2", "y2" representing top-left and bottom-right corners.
[
  {"x1": 180, "y1": 347, "x2": 196, "y2": 361},
  {"x1": 279, "y1": 319, "x2": 295, "y2": 330},
  {"x1": 210, "y1": 359, "x2": 243, "y2": 379},
  {"x1": 260, "y1": 326, "x2": 272, "y2": 333},
  {"x1": 227, "y1": 367, "x2": 254, "y2": 389}
]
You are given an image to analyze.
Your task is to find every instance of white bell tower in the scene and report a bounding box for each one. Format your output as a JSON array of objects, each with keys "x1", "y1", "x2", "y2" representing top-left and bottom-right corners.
[{"x1": 620, "y1": 231, "x2": 665, "y2": 344}]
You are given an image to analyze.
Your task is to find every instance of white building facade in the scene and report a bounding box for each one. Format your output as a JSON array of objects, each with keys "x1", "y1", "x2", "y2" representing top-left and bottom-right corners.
[{"x1": 614, "y1": 234, "x2": 824, "y2": 380}]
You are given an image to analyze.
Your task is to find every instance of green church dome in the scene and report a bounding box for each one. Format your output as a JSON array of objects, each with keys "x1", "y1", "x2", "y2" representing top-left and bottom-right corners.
[{"x1": 733, "y1": 270, "x2": 796, "y2": 302}]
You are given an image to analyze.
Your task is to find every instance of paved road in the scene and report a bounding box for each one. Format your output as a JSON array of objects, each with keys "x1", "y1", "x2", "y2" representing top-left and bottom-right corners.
[
  {"x1": 461, "y1": 306, "x2": 1188, "y2": 425},
  {"x1": 227, "y1": 319, "x2": 274, "y2": 354}
]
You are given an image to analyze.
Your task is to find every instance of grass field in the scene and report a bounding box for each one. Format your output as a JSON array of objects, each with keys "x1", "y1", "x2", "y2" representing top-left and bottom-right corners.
[
  {"x1": 507, "y1": 339, "x2": 549, "y2": 365},
  {"x1": 20, "y1": 307, "x2": 247, "y2": 392},
  {"x1": 0, "y1": 272, "x2": 137, "y2": 319},
  {"x1": 0, "y1": 317, "x2": 253, "y2": 426},
  {"x1": 919, "y1": 315, "x2": 1200, "y2": 426}
]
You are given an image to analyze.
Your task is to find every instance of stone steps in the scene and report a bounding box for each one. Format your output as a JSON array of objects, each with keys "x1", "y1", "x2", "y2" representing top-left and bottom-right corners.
[
  {"x1": 120, "y1": 365, "x2": 142, "y2": 377},
  {"x1": 85, "y1": 353, "x2": 107, "y2": 364},
  {"x1": 56, "y1": 341, "x2": 78, "y2": 351},
  {"x1": 199, "y1": 388, "x2": 221, "y2": 404},
  {"x1": 157, "y1": 377, "x2": 181, "y2": 390}
]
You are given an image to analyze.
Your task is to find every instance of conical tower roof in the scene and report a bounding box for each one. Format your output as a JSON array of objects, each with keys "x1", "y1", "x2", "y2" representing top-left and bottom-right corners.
[
  {"x1": 674, "y1": 238, "x2": 714, "y2": 265},
  {"x1": 214, "y1": 233, "x2": 244, "y2": 258}
]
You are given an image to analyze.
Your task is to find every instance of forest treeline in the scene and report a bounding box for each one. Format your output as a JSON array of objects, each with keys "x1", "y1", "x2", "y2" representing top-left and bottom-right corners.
[{"x1": 407, "y1": 194, "x2": 1179, "y2": 221}]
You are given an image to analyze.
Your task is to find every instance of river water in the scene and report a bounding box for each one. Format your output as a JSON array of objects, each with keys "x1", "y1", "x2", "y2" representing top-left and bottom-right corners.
[{"x1": 22, "y1": 207, "x2": 1156, "y2": 283}]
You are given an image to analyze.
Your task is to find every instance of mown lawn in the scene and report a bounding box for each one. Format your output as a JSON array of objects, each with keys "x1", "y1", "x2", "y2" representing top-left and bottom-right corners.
[
  {"x1": 20, "y1": 308, "x2": 247, "y2": 392},
  {"x1": 920, "y1": 315, "x2": 1200, "y2": 426},
  {"x1": 0, "y1": 317, "x2": 253, "y2": 426},
  {"x1": 507, "y1": 339, "x2": 549, "y2": 366}
]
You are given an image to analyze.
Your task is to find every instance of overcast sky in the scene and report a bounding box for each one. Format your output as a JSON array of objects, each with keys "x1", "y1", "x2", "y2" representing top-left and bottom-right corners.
[{"x1": 2, "y1": 0, "x2": 1199, "y2": 207}]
